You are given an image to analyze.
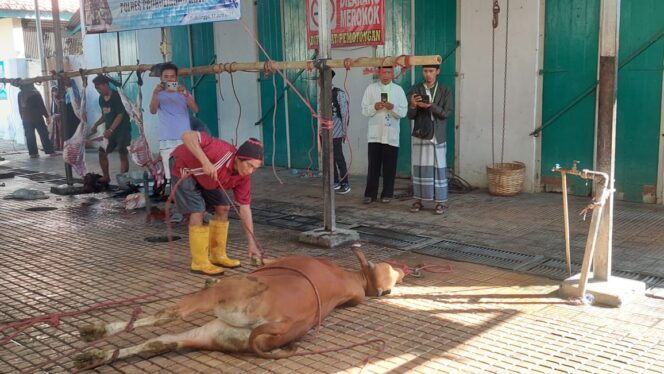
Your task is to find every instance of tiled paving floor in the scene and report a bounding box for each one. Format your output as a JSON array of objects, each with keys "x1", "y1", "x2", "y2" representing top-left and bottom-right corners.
[{"x1": 1, "y1": 146, "x2": 664, "y2": 373}]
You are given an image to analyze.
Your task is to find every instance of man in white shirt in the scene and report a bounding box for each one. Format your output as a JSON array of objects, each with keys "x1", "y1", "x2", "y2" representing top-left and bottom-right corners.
[{"x1": 360, "y1": 66, "x2": 408, "y2": 204}]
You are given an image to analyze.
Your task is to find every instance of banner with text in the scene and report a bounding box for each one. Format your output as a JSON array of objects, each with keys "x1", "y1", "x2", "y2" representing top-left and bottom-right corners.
[
  {"x1": 82, "y1": 0, "x2": 241, "y2": 34},
  {"x1": 306, "y1": 0, "x2": 384, "y2": 49}
]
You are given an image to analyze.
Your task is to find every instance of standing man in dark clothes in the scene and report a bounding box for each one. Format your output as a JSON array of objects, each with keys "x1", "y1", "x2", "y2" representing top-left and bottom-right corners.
[
  {"x1": 17, "y1": 84, "x2": 55, "y2": 158},
  {"x1": 90, "y1": 75, "x2": 131, "y2": 183}
]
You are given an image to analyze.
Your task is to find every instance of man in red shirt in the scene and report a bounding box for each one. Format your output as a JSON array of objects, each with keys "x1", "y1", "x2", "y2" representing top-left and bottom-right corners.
[{"x1": 171, "y1": 131, "x2": 263, "y2": 275}]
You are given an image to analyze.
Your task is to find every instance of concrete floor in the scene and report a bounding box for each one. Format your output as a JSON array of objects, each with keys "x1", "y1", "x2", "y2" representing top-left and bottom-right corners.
[{"x1": 1, "y1": 142, "x2": 664, "y2": 373}]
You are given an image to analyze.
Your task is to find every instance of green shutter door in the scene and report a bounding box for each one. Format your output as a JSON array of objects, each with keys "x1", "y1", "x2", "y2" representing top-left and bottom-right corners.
[
  {"x1": 284, "y1": 0, "x2": 318, "y2": 170},
  {"x1": 170, "y1": 24, "x2": 219, "y2": 137},
  {"x1": 413, "y1": 0, "x2": 456, "y2": 170},
  {"x1": 540, "y1": 0, "x2": 600, "y2": 196},
  {"x1": 257, "y1": 0, "x2": 288, "y2": 167},
  {"x1": 190, "y1": 23, "x2": 219, "y2": 137},
  {"x1": 615, "y1": 0, "x2": 664, "y2": 203},
  {"x1": 377, "y1": 0, "x2": 413, "y2": 177}
]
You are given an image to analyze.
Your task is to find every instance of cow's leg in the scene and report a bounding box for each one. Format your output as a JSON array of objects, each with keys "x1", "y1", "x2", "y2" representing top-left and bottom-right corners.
[
  {"x1": 79, "y1": 306, "x2": 181, "y2": 342},
  {"x1": 74, "y1": 318, "x2": 245, "y2": 369},
  {"x1": 248, "y1": 320, "x2": 303, "y2": 359},
  {"x1": 78, "y1": 282, "x2": 228, "y2": 342}
]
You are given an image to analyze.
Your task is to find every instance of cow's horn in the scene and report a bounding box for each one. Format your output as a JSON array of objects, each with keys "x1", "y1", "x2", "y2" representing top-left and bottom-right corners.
[{"x1": 368, "y1": 261, "x2": 375, "y2": 269}]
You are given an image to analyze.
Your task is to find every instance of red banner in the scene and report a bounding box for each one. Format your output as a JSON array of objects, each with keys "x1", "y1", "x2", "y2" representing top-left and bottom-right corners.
[{"x1": 306, "y1": 0, "x2": 385, "y2": 49}]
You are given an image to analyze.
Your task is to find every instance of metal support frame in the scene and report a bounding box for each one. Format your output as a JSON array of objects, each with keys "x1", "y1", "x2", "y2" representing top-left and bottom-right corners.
[
  {"x1": 317, "y1": 0, "x2": 335, "y2": 232},
  {"x1": 51, "y1": 0, "x2": 73, "y2": 185}
]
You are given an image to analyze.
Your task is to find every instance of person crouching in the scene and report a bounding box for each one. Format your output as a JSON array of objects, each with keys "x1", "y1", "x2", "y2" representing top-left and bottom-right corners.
[{"x1": 170, "y1": 131, "x2": 263, "y2": 275}]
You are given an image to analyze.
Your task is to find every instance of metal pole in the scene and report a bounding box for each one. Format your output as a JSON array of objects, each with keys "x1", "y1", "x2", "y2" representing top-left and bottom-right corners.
[
  {"x1": 51, "y1": 0, "x2": 73, "y2": 184},
  {"x1": 561, "y1": 171, "x2": 572, "y2": 276},
  {"x1": 318, "y1": 0, "x2": 335, "y2": 231},
  {"x1": 34, "y1": 0, "x2": 50, "y2": 109},
  {"x1": 594, "y1": 0, "x2": 620, "y2": 280}
]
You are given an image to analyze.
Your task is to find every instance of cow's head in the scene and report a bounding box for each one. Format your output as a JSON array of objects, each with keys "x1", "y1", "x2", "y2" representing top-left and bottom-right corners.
[{"x1": 353, "y1": 246, "x2": 405, "y2": 297}]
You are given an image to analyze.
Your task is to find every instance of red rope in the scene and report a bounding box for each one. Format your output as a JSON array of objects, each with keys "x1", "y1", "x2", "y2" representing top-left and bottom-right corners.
[
  {"x1": 384, "y1": 259, "x2": 453, "y2": 278},
  {"x1": 0, "y1": 293, "x2": 157, "y2": 346}
]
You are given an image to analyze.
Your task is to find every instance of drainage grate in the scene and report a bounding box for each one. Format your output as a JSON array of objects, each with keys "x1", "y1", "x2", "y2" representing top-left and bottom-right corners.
[
  {"x1": 22, "y1": 173, "x2": 63, "y2": 182},
  {"x1": 229, "y1": 207, "x2": 284, "y2": 225},
  {"x1": 25, "y1": 207, "x2": 58, "y2": 212},
  {"x1": 613, "y1": 270, "x2": 664, "y2": 289},
  {"x1": 522, "y1": 258, "x2": 581, "y2": 280},
  {"x1": 414, "y1": 239, "x2": 540, "y2": 271},
  {"x1": 265, "y1": 215, "x2": 321, "y2": 231},
  {"x1": 144, "y1": 235, "x2": 182, "y2": 243},
  {"x1": 354, "y1": 225, "x2": 430, "y2": 250}
]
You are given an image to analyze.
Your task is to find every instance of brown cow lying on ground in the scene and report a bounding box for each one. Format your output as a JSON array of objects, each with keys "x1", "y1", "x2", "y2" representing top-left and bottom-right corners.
[{"x1": 74, "y1": 247, "x2": 404, "y2": 369}]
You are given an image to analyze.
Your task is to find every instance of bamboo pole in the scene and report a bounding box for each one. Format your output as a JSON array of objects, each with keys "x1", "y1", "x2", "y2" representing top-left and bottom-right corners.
[{"x1": 0, "y1": 55, "x2": 442, "y2": 85}]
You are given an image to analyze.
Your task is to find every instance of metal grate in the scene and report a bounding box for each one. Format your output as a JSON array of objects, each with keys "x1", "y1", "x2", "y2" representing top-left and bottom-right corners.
[
  {"x1": 522, "y1": 258, "x2": 581, "y2": 280},
  {"x1": 265, "y1": 215, "x2": 322, "y2": 231},
  {"x1": 354, "y1": 225, "x2": 430, "y2": 250},
  {"x1": 229, "y1": 207, "x2": 285, "y2": 225},
  {"x1": 613, "y1": 270, "x2": 664, "y2": 289},
  {"x1": 414, "y1": 239, "x2": 541, "y2": 271}
]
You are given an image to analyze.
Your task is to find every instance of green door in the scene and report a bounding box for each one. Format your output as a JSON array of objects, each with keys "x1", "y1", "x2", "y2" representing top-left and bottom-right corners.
[
  {"x1": 413, "y1": 0, "x2": 456, "y2": 170},
  {"x1": 169, "y1": 24, "x2": 219, "y2": 137},
  {"x1": 377, "y1": 0, "x2": 413, "y2": 177},
  {"x1": 615, "y1": 0, "x2": 664, "y2": 203},
  {"x1": 540, "y1": 0, "x2": 600, "y2": 195},
  {"x1": 284, "y1": 0, "x2": 318, "y2": 170},
  {"x1": 256, "y1": 0, "x2": 288, "y2": 167}
]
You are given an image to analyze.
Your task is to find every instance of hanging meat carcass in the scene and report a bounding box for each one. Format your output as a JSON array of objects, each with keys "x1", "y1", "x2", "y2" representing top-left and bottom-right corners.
[
  {"x1": 116, "y1": 72, "x2": 165, "y2": 188},
  {"x1": 62, "y1": 78, "x2": 88, "y2": 177}
]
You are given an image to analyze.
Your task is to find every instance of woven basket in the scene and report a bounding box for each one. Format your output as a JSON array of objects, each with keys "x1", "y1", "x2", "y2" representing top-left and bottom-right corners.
[{"x1": 486, "y1": 161, "x2": 525, "y2": 196}]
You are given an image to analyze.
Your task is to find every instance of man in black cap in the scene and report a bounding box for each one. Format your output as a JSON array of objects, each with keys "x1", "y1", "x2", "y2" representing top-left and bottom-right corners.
[{"x1": 170, "y1": 130, "x2": 264, "y2": 275}]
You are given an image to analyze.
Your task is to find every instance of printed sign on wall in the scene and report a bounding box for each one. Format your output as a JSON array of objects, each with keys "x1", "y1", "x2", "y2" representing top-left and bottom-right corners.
[
  {"x1": 0, "y1": 61, "x2": 6, "y2": 100},
  {"x1": 306, "y1": 0, "x2": 384, "y2": 49},
  {"x1": 82, "y1": 0, "x2": 241, "y2": 34}
]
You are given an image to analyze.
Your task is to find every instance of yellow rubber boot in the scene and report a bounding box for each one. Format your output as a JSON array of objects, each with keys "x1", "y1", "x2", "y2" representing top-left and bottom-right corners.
[
  {"x1": 209, "y1": 219, "x2": 241, "y2": 268},
  {"x1": 189, "y1": 225, "x2": 224, "y2": 275}
]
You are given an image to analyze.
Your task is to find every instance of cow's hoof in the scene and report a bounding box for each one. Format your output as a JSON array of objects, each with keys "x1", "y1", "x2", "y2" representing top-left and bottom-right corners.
[
  {"x1": 73, "y1": 348, "x2": 108, "y2": 369},
  {"x1": 204, "y1": 278, "x2": 221, "y2": 289},
  {"x1": 78, "y1": 323, "x2": 107, "y2": 342}
]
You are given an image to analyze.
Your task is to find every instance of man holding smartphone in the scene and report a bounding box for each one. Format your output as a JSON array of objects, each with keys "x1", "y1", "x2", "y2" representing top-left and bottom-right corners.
[
  {"x1": 360, "y1": 65, "x2": 408, "y2": 204},
  {"x1": 407, "y1": 64, "x2": 453, "y2": 215},
  {"x1": 149, "y1": 63, "x2": 199, "y2": 186}
]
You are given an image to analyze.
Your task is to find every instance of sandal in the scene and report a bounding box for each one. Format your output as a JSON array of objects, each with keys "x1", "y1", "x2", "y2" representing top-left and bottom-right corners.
[
  {"x1": 410, "y1": 201, "x2": 423, "y2": 213},
  {"x1": 434, "y1": 203, "x2": 445, "y2": 215}
]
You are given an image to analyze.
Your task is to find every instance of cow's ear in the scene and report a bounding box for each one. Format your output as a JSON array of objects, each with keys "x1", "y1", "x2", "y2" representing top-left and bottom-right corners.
[{"x1": 352, "y1": 244, "x2": 369, "y2": 268}]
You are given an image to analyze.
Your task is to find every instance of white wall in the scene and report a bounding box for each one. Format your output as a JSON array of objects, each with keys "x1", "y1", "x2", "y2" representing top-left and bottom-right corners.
[
  {"x1": 457, "y1": 0, "x2": 542, "y2": 192},
  {"x1": 213, "y1": 0, "x2": 261, "y2": 145},
  {"x1": 135, "y1": 28, "x2": 163, "y2": 156}
]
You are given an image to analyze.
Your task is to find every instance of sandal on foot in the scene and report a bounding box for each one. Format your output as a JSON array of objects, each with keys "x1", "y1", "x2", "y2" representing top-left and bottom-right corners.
[
  {"x1": 410, "y1": 201, "x2": 423, "y2": 213},
  {"x1": 434, "y1": 203, "x2": 445, "y2": 215}
]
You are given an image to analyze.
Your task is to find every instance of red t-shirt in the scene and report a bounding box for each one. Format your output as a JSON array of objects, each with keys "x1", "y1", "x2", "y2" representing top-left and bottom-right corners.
[{"x1": 171, "y1": 132, "x2": 252, "y2": 205}]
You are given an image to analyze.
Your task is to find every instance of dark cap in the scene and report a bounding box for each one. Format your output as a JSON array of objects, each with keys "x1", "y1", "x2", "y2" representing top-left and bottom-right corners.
[
  {"x1": 237, "y1": 138, "x2": 264, "y2": 162},
  {"x1": 423, "y1": 64, "x2": 440, "y2": 69}
]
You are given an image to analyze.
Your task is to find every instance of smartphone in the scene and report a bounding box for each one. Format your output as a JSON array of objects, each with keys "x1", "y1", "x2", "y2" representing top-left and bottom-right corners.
[
  {"x1": 165, "y1": 82, "x2": 179, "y2": 91},
  {"x1": 421, "y1": 95, "x2": 430, "y2": 103},
  {"x1": 381, "y1": 93, "x2": 388, "y2": 103}
]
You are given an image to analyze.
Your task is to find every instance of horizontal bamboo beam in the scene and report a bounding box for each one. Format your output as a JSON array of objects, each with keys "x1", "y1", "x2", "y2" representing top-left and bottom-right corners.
[{"x1": 0, "y1": 55, "x2": 441, "y2": 85}]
